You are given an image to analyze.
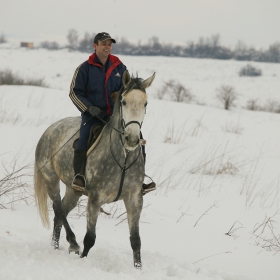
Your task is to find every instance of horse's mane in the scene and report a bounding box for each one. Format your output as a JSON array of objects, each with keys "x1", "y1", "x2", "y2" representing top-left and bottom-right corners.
[{"x1": 124, "y1": 75, "x2": 146, "y2": 95}]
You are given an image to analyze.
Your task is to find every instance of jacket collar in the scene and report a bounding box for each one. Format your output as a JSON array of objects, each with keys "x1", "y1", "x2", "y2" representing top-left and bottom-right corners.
[{"x1": 88, "y1": 53, "x2": 120, "y2": 66}]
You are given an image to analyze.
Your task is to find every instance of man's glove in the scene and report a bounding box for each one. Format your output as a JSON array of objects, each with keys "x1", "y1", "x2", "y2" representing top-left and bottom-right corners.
[{"x1": 87, "y1": 106, "x2": 101, "y2": 117}]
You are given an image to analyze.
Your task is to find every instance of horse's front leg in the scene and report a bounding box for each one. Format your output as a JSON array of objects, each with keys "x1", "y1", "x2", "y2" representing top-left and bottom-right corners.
[
  {"x1": 124, "y1": 194, "x2": 143, "y2": 269},
  {"x1": 80, "y1": 193, "x2": 100, "y2": 258}
]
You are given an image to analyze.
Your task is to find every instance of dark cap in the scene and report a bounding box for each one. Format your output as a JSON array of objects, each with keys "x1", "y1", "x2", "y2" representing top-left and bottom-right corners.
[{"x1": 94, "y1": 32, "x2": 116, "y2": 44}]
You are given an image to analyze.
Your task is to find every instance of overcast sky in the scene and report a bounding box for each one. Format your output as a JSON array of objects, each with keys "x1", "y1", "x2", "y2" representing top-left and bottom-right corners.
[{"x1": 1, "y1": 0, "x2": 279, "y2": 49}]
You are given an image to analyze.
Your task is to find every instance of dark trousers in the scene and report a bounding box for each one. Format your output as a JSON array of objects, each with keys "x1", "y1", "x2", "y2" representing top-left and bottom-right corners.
[{"x1": 77, "y1": 113, "x2": 103, "y2": 151}]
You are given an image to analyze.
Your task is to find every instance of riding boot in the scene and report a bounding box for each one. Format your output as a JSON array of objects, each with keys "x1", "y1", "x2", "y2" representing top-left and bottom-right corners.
[
  {"x1": 72, "y1": 150, "x2": 87, "y2": 192},
  {"x1": 142, "y1": 182, "x2": 156, "y2": 194},
  {"x1": 141, "y1": 152, "x2": 156, "y2": 195}
]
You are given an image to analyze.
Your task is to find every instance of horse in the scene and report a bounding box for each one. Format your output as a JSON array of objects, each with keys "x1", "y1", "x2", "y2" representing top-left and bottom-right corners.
[{"x1": 34, "y1": 70, "x2": 155, "y2": 269}]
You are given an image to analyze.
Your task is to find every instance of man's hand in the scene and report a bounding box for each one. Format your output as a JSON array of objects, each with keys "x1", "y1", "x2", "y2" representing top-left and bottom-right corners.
[{"x1": 87, "y1": 106, "x2": 101, "y2": 117}]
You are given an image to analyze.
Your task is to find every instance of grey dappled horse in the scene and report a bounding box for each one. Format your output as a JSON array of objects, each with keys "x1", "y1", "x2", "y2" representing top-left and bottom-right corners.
[{"x1": 34, "y1": 71, "x2": 155, "y2": 268}]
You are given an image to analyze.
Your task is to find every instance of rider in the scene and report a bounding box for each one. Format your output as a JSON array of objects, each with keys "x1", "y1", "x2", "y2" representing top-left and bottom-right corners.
[{"x1": 69, "y1": 32, "x2": 156, "y2": 194}]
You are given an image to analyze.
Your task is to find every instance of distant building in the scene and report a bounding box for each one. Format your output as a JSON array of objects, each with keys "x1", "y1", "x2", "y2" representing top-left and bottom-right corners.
[{"x1": 20, "y1": 42, "x2": 34, "y2": 48}]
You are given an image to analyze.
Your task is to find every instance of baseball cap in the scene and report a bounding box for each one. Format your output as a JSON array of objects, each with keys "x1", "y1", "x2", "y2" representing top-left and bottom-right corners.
[{"x1": 94, "y1": 32, "x2": 116, "y2": 44}]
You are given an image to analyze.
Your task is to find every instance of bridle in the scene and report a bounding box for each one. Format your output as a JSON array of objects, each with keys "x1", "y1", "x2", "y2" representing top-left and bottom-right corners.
[
  {"x1": 119, "y1": 90, "x2": 143, "y2": 132},
  {"x1": 108, "y1": 86, "x2": 147, "y2": 201}
]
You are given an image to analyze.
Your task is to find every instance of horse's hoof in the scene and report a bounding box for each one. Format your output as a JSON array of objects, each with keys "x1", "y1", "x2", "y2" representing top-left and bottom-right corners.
[
  {"x1": 80, "y1": 251, "x2": 88, "y2": 258},
  {"x1": 51, "y1": 240, "x2": 59, "y2": 250},
  {"x1": 69, "y1": 249, "x2": 80, "y2": 255},
  {"x1": 68, "y1": 244, "x2": 80, "y2": 255},
  {"x1": 134, "y1": 262, "x2": 142, "y2": 269},
  {"x1": 134, "y1": 252, "x2": 142, "y2": 269}
]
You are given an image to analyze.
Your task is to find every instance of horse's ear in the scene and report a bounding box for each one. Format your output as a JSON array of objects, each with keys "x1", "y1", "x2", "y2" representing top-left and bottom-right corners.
[
  {"x1": 122, "y1": 70, "x2": 131, "y2": 89},
  {"x1": 111, "y1": 91, "x2": 119, "y2": 103},
  {"x1": 142, "y1": 72, "x2": 156, "y2": 89}
]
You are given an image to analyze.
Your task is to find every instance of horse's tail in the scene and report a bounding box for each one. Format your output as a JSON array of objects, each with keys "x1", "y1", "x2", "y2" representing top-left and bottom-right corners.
[{"x1": 34, "y1": 163, "x2": 50, "y2": 229}]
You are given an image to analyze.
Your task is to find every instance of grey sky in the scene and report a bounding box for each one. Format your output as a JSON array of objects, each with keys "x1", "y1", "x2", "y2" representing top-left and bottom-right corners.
[{"x1": 1, "y1": 0, "x2": 279, "y2": 49}]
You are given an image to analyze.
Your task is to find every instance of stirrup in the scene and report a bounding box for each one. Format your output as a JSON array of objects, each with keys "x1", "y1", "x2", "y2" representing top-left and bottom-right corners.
[
  {"x1": 142, "y1": 182, "x2": 156, "y2": 194},
  {"x1": 71, "y1": 174, "x2": 86, "y2": 192}
]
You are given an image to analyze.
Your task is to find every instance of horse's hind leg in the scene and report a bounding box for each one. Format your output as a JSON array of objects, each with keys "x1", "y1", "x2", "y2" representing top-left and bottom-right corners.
[
  {"x1": 47, "y1": 182, "x2": 80, "y2": 254},
  {"x1": 124, "y1": 195, "x2": 143, "y2": 269},
  {"x1": 52, "y1": 186, "x2": 81, "y2": 249},
  {"x1": 51, "y1": 186, "x2": 80, "y2": 249},
  {"x1": 51, "y1": 214, "x2": 62, "y2": 249}
]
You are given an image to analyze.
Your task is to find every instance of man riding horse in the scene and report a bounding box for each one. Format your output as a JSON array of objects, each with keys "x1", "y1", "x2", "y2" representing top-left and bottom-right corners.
[{"x1": 69, "y1": 32, "x2": 156, "y2": 194}]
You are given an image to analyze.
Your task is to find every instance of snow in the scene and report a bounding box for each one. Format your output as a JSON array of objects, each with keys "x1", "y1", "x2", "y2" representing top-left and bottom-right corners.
[{"x1": 1, "y1": 46, "x2": 280, "y2": 280}]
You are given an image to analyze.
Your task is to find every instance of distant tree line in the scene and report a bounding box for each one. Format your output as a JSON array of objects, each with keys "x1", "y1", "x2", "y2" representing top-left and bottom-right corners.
[
  {"x1": 1, "y1": 29, "x2": 279, "y2": 63},
  {"x1": 65, "y1": 30, "x2": 280, "y2": 63}
]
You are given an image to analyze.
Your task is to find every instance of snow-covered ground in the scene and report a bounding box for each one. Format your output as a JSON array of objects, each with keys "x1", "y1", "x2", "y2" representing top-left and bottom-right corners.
[{"x1": 1, "y1": 45, "x2": 280, "y2": 280}]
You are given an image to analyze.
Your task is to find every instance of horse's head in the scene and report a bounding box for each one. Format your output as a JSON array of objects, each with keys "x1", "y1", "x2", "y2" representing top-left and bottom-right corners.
[{"x1": 119, "y1": 71, "x2": 155, "y2": 151}]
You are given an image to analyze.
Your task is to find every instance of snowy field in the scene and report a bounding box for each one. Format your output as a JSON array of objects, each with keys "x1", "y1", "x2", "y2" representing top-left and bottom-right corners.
[{"x1": 1, "y1": 44, "x2": 280, "y2": 280}]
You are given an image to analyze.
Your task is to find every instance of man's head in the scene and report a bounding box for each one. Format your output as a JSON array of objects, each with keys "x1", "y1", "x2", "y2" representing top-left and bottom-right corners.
[
  {"x1": 93, "y1": 32, "x2": 116, "y2": 45},
  {"x1": 93, "y1": 32, "x2": 116, "y2": 62}
]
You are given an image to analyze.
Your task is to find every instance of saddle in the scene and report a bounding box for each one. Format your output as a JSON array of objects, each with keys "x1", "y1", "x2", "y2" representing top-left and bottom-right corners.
[{"x1": 73, "y1": 123, "x2": 106, "y2": 155}]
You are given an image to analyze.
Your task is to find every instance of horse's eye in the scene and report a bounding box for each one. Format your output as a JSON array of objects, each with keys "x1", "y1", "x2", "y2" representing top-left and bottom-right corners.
[{"x1": 122, "y1": 100, "x2": 126, "y2": 106}]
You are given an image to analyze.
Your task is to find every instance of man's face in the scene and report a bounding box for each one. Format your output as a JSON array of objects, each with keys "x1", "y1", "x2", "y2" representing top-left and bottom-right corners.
[{"x1": 93, "y1": 39, "x2": 113, "y2": 60}]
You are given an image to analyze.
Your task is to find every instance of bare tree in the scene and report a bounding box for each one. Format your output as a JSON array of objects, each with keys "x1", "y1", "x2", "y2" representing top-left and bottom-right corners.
[
  {"x1": 67, "y1": 29, "x2": 79, "y2": 49},
  {"x1": 265, "y1": 99, "x2": 280, "y2": 113},
  {"x1": 246, "y1": 99, "x2": 260, "y2": 111},
  {"x1": 40, "y1": 41, "x2": 59, "y2": 50},
  {"x1": 172, "y1": 83, "x2": 192, "y2": 102},
  {"x1": 210, "y1": 34, "x2": 220, "y2": 48},
  {"x1": 0, "y1": 161, "x2": 33, "y2": 209},
  {"x1": 0, "y1": 32, "x2": 7, "y2": 44},
  {"x1": 216, "y1": 85, "x2": 238, "y2": 110},
  {"x1": 158, "y1": 79, "x2": 193, "y2": 103},
  {"x1": 267, "y1": 42, "x2": 280, "y2": 63},
  {"x1": 78, "y1": 32, "x2": 89, "y2": 52},
  {"x1": 239, "y1": 64, "x2": 262, "y2": 77},
  {"x1": 78, "y1": 32, "x2": 96, "y2": 52}
]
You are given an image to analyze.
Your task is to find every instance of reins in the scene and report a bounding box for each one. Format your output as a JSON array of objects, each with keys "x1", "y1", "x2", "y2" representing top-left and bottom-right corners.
[
  {"x1": 36, "y1": 116, "x2": 94, "y2": 173},
  {"x1": 109, "y1": 130, "x2": 142, "y2": 202},
  {"x1": 95, "y1": 114, "x2": 124, "y2": 135}
]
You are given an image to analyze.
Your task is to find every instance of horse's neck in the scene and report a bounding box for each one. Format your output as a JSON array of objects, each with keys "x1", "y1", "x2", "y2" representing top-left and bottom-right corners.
[
  {"x1": 110, "y1": 101, "x2": 122, "y2": 130},
  {"x1": 109, "y1": 99, "x2": 139, "y2": 156}
]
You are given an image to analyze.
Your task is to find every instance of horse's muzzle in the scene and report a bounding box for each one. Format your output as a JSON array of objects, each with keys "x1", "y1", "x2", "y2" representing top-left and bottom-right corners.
[{"x1": 124, "y1": 135, "x2": 140, "y2": 151}]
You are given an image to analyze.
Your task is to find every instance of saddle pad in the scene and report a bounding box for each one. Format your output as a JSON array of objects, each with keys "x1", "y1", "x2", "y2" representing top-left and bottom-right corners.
[{"x1": 87, "y1": 125, "x2": 107, "y2": 156}]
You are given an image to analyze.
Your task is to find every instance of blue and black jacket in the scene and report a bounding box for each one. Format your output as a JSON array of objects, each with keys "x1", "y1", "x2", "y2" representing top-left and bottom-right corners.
[{"x1": 69, "y1": 53, "x2": 126, "y2": 116}]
